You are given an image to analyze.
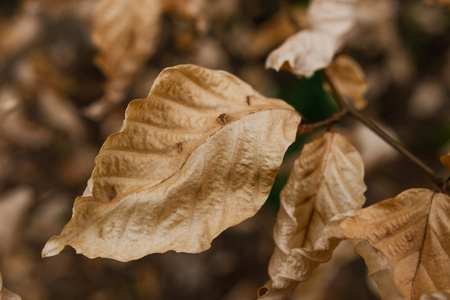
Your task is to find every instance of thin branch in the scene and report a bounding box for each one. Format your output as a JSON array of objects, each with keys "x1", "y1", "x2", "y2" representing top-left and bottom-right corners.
[
  {"x1": 297, "y1": 109, "x2": 348, "y2": 135},
  {"x1": 322, "y1": 71, "x2": 446, "y2": 190}
]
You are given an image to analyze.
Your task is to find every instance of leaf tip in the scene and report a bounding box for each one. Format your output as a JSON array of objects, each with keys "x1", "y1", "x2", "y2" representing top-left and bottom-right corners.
[
  {"x1": 257, "y1": 286, "x2": 269, "y2": 298},
  {"x1": 41, "y1": 236, "x2": 65, "y2": 258},
  {"x1": 440, "y1": 154, "x2": 450, "y2": 171}
]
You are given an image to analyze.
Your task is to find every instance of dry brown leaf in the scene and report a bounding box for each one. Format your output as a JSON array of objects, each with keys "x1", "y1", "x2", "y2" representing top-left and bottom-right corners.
[
  {"x1": 162, "y1": 0, "x2": 207, "y2": 30},
  {"x1": 352, "y1": 239, "x2": 404, "y2": 300},
  {"x1": 291, "y1": 240, "x2": 358, "y2": 300},
  {"x1": 0, "y1": 2, "x2": 41, "y2": 64},
  {"x1": 341, "y1": 189, "x2": 450, "y2": 300},
  {"x1": 420, "y1": 291, "x2": 450, "y2": 300},
  {"x1": 325, "y1": 54, "x2": 368, "y2": 110},
  {"x1": 266, "y1": 0, "x2": 357, "y2": 77},
  {"x1": 245, "y1": 11, "x2": 305, "y2": 59},
  {"x1": 0, "y1": 272, "x2": 22, "y2": 300},
  {"x1": 86, "y1": 0, "x2": 163, "y2": 119},
  {"x1": 38, "y1": 88, "x2": 86, "y2": 139},
  {"x1": 42, "y1": 64, "x2": 301, "y2": 262},
  {"x1": 440, "y1": 153, "x2": 450, "y2": 171},
  {"x1": 258, "y1": 132, "x2": 366, "y2": 299},
  {"x1": 0, "y1": 107, "x2": 52, "y2": 149},
  {"x1": 0, "y1": 188, "x2": 33, "y2": 256}
]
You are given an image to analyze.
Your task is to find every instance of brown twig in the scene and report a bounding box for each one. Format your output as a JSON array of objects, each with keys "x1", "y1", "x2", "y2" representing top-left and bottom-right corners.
[
  {"x1": 321, "y1": 70, "x2": 446, "y2": 191},
  {"x1": 297, "y1": 109, "x2": 348, "y2": 135}
]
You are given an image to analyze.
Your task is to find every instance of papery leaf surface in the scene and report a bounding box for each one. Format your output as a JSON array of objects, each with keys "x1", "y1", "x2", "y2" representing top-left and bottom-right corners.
[
  {"x1": 265, "y1": 0, "x2": 357, "y2": 77},
  {"x1": 341, "y1": 189, "x2": 450, "y2": 300},
  {"x1": 0, "y1": 272, "x2": 22, "y2": 300},
  {"x1": 258, "y1": 132, "x2": 366, "y2": 299},
  {"x1": 325, "y1": 54, "x2": 368, "y2": 110},
  {"x1": 86, "y1": 0, "x2": 163, "y2": 118},
  {"x1": 420, "y1": 291, "x2": 450, "y2": 300},
  {"x1": 42, "y1": 64, "x2": 301, "y2": 262},
  {"x1": 440, "y1": 153, "x2": 450, "y2": 171},
  {"x1": 352, "y1": 239, "x2": 404, "y2": 300}
]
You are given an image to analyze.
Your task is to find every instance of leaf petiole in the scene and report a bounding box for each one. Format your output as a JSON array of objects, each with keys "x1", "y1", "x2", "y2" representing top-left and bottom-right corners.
[{"x1": 297, "y1": 109, "x2": 348, "y2": 135}]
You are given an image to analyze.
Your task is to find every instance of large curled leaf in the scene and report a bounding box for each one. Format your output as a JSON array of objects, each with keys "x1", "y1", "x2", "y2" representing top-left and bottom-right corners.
[
  {"x1": 341, "y1": 189, "x2": 450, "y2": 300},
  {"x1": 42, "y1": 64, "x2": 301, "y2": 262},
  {"x1": 0, "y1": 272, "x2": 21, "y2": 300},
  {"x1": 265, "y1": 0, "x2": 357, "y2": 77},
  {"x1": 258, "y1": 132, "x2": 366, "y2": 299}
]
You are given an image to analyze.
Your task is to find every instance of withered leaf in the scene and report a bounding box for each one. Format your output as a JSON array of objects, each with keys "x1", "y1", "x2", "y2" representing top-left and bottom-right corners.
[
  {"x1": 341, "y1": 189, "x2": 450, "y2": 300},
  {"x1": 325, "y1": 54, "x2": 368, "y2": 110},
  {"x1": 162, "y1": 0, "x2": 206, "y2": 29},
  {"x1": 420, "y1": 291, "x2": 450, "y2": 300},
  {"x1": 42, "y1": 64, "x2": 301, "y2": 262},
  {"x1": 352, "y1": 239, "x2": 404, "y2": 300},
  {"x1": 86, "y1": 0, "x2": 163, "y2": 119},
  {"x1": 265, "y1": 0, "x2": 357, "y2": 77},
  {"x1": 0, "y1": 272, "x2": 22, "y2": 300},
  {"x1": 258, "y1": 132, "x2": 366, "y2": 299},
  {"x1": 440, "y1": 152, "x2": 450, "y2": 171},
  {"x1": 0, "y1": 187, "x2": 33, "y2": 256},
  {"x1": 291, "y1": 240, "x2": 358, "y2": 300}
]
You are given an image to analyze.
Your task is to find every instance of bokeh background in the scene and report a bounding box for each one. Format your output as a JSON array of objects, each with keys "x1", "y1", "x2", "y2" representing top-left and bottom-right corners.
[{"x1": 0, "y1": 0, "x2": 449, "y2": 299}]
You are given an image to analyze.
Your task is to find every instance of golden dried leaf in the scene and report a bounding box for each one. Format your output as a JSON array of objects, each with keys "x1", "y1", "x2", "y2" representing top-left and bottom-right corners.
[
  {"x1": 0, "y1": 272, "x2": 22, "y2": 300},
  {"x1": 291, "y1": 240, "x2": 358, "y2": 300},
  {"x1": 87, "y1": 0, "x2": 163, "y2": 119},
  {"x1": 440, "y1": 153, "x2": 450, "y2": 171},
  {"x1": 325, "y1": 54, "x2": 368, "y2": 110},
  {"x1": 162, "y1": 0, "x2": 206, "y2": 29},
  {"x1": 42, "y1": 64, "x2": 301, "y2": 262},
  {"x1": 245, "y1": 11, "x2": 304, "y2": 59},
  {"x1": 258, "y1": 132, "x2": 366, "y2": 299},
  {"x1": 0, "y1": 188, "x2": 33, "y2": 256},
  {"x1": 341, "y1": 189, "x2": 450, "y2": 300},
  {"x1": 0, "y1": 2, "x2": 41, "y2": 63},
  {"x1": 420, "y1": 291, "x2": 450, "y2": 300},
  {"x1": 352, "y1": 239, "x2": 404, "y2": 300},
  {"x1": 266, "y1": 0, "x2": 357, "y2": 77}
]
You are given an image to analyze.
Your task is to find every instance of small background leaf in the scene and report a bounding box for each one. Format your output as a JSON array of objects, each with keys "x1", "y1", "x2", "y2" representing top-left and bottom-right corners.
[
  {"x1": 0, "y1": 272, "x2": 22, "y2": 300},
  {"x1": 325, "y1": 54, "x2": 368, "y2": 110},
  {"x1": 265, "y1": 0, "x2": 357, "y2": 77},
  {"x1": 86, "y1": 0, "x2": 163, "y2": 119}
]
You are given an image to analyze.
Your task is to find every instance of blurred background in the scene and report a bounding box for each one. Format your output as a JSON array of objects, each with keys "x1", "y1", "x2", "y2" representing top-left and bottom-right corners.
[{"x1": 0, "y1": 0, "x2": 449, "y2": 299}]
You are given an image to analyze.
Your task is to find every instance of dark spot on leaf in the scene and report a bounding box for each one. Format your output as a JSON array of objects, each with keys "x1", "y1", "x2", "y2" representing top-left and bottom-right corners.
[
  {"x1": 246, "y1": 96, "x2": 250, "y2": 105},
  {"x1": 98, "y1": 227, "x2": 104, "y2": 238},
  {"x1": 406, "y1": 233, "x2": 414, "y2": 242},
  {"x1": 177, "y1": 143, "x2": 183, "y2": 153},
  {"x1": 107, "y1": 186, "x2": 116, "y2": 201},
  {"x1": 217, "y1": 113, "x2": 230, "y2": 125}
]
